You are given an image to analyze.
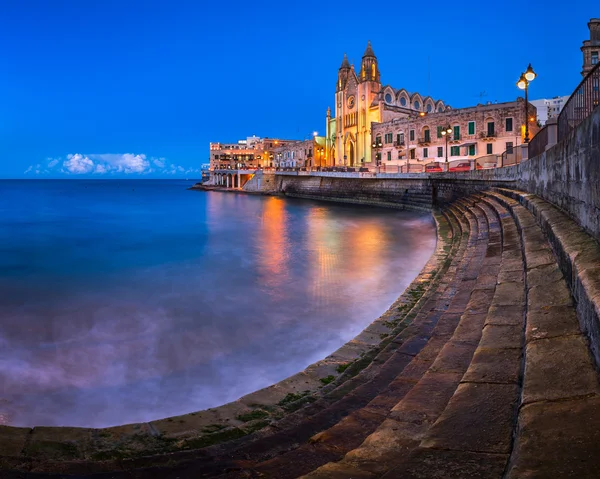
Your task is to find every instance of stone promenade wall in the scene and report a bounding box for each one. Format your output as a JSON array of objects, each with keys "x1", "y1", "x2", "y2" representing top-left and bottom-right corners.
[
  {"x1": 272, "y1": 107, "x2": 600, "y2": 241},
  {"x1": 276, "y1": 175, "x2": 434, "y2": 211}
]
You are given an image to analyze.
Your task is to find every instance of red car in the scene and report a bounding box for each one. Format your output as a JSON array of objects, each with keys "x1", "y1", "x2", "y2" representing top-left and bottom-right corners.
[
  {"x1": 425, "y1": 165, "x2": 444, "y2": 173},
  {"x1": 449, "y1": 162, "x2": 472, "y2": 172}
]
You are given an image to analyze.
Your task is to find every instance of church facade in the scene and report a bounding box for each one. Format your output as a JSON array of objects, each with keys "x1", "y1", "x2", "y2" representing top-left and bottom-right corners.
[{"x1": 326, "y1": 42, "x2": 448, "y2": 167}]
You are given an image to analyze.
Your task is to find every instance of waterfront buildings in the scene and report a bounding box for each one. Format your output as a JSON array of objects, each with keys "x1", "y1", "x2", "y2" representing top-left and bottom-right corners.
[
  {"x1": 326, "y1": 42, "x2": 448, "y2": 168},
  {"x1": 530, "y1": 96, "x2": 570, "y2": 125},
  {"x1": 582, "y1": 18, "x2": 600, "y2": 76},
  {"x1": 371, "y1": 99, "x2": 537, "y2": 171},
  {"x1": 209, "y1": 137, "x2": 297, "y2": 170}
]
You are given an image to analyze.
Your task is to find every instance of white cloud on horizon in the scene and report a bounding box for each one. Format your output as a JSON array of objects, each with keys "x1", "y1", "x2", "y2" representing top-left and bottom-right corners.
[{"x1": 25, "y1": 154, "x2": 200, "y2": 177}]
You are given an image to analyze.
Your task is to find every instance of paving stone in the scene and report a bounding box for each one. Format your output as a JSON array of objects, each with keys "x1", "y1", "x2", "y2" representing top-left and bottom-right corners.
[
  {"x1": 522, "y1": 335, "x2": 600, "y2": 404},
  {"x1": 465, "y1": 289, "x2": 495, "y2": 314},
  {"x1": 479, "y1": 324, "x2": 523, "y2": 349},
  {"x1": 341, "y1": 418, "x2": 421, "y2": 475},
  {"x1": 452, "y1": 313, "x2": 487, "y2": 345},
  {"x1": 420, "y1": 382, "x2": 519, "y2": 454},
  {"x1": 508, "y1": 398, "x2": 600, "y2": 479},
  {"x1": 525, "y1": 248, "x2": 556, "y2": 270},
  {"x1": 389, "y1": 448, "x2": 509, "y2": 479},
  {"x1": 411, "y1": 336, "x2": 450, "y2": 362},
  {"x1": 526, "y1": 305, "x2": 582, "y2": 342},
  {"x1": 528, "y1": 280, "x2": 573, "y2": 310},
  {"x1": 390, "y1": 372, "x2": 462, "y2": 426},
  {"x1": 363, "y1": 378, "x2": 416, "y2": 416},
  {"x1": 462, "y1": 347, "x2": 522, "y2": 384},
  {"x1": 0, "y1": 426, "x2": 30, "y2": 457},
  {"x1": 485, "y1": 305, "x2": 525, "y2": 326},
  {"x1": 497, "y1": 269, "x2": 524, "y2": 283},
  {"x1": 527, "y1": 263, "x2": 564, "y2": 287},
  {"x1": 302, "y1": 461, "x2": 375, "y2": 478},
  {"x1": 491, "y1": 281, "x2": 525, "y2": 307},
  {"x1": 474, "y1": 274, "x2": 499, "y2": 288},
  {"x1": 429, "y1": 341, "x2": 476, "y2": 374}
]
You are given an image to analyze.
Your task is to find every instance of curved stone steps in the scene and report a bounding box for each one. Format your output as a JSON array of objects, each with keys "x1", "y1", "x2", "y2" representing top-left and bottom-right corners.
[
  {"x1": 483, "y1": 189, "x2": 600, "y2": 478},
  {"x1": 294, "y1": 196, "x2": 501, "y2": 478},
  {"x1": 203, "y1": 204, "x2": 485, "y2": 478}
]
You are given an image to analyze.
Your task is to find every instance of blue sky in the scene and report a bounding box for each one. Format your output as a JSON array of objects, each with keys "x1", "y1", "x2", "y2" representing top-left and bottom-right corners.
[{"x1": 0, "y1": 0, "x2": 596, "y2": 178}]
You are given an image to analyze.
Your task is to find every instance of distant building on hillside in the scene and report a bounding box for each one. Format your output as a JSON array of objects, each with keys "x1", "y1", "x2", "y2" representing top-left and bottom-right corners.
[
  {"x1": 530, "y1": 96, "x2": 570, "y2": 125},
  {"x1": 581, "y1": 18, "x2": 600, "y2": 76}
]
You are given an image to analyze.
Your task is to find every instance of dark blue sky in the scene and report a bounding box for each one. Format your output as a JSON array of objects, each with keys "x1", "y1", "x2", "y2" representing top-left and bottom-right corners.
[{"x1": 0, "y1": 0, "x2": 596, "y2": 178}]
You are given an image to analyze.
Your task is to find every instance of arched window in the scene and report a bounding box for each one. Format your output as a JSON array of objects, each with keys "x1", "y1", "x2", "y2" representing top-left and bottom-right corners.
[
  {"x1": 385, "y1": 93, "x2": 393, "y2": 103},
  {"x1": 427, "y1": 103, "x2": 433, "y2": 113},
  {"x1": 400, "y1": 97, "x2": 407, "y2": 106},
  {"x1": 414, "y1": 101, "x2": 420, "y2": 110}
]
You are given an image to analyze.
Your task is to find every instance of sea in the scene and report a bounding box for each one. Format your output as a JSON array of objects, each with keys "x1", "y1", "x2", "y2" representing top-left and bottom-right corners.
[{"x1": 0, "y1": 179, "x2": 436, "y2": 428}]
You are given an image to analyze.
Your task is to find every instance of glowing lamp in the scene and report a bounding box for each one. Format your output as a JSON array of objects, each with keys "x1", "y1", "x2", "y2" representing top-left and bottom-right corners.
[
  {"x1": 525, "y1": 63, "x2": 536, "y2": 82},
  {"x1": 517, "y1": 75, "x2": 527, "y2": 90}
]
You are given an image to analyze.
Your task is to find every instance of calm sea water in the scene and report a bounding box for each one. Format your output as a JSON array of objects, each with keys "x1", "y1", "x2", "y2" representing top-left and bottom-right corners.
[{"x1": 0, "y1": 179, "x2": 436, "y2": 427}]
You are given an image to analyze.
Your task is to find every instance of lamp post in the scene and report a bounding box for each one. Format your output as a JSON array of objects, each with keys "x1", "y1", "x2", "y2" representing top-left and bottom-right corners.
[
  {"x1": 371, "y1": 138, "x2": 383, "y2": 171},
  {"x1": 318, "y1": 147, "x2": 324, "y2": 168},
  {"x1": 517, "y1": 63, "x2": 537, "y2": 143},
  {"x1": 440, "y1": 125, "x2": 453, "y2": 171}
]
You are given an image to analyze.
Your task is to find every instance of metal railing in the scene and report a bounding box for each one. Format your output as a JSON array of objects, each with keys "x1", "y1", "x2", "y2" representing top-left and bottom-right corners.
[
  {"x1": 479, "y1": 131, "x2": 497, "y2": 139},
  {"x1": 528, "y1": 124, "x2": 549, "y2": 159},
  {"x1": 501, "y1": 146, "x2": 524, "y2": 166},
  {"x1": 558, "y1": 62, "x2": 600, "y2": 141}
]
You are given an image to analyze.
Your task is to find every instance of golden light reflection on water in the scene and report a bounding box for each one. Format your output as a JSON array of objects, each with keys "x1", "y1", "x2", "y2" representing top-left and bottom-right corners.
[{"x1": 256, "y1": 197, "x2": 290, "y2": 292}]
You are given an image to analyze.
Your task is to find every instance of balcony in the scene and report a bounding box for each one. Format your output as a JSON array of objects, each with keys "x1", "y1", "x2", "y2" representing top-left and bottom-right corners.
[
  {"x1": 394, "y1": 141, "x2": 406, "y2": 147},
  {"x1": 480, "y1": 131, "x2": 497, "y2": 141},
  {"x1": 417, "y1": 137, "x2": 431, "y2": 146}
]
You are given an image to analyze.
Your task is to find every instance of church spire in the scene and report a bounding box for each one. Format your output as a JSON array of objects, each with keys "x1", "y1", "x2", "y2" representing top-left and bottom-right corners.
[
  {"x1": 359, "y1": 41, "x2": 380, "y2": 83},
  {"x1": 337, "y1": 53, "x2": 351, "y2": 92},
  {"x1": 340, "y1": 53, "x2": 350, "y2": 69}
]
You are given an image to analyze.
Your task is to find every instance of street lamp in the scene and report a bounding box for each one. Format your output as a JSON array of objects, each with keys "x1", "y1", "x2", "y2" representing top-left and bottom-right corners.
[
  {"x1": 319, "y1": 147, "x2": 324, "y2": 167},
  {"x1": 517, "y1": 63, "x2": 537, "y2": 143},
  {"x1": 440, "y1": 125, "x2": 453, "y2": 170},
  {"x1": 371, "y1": 138, "x2": 383, "y2": 169}
]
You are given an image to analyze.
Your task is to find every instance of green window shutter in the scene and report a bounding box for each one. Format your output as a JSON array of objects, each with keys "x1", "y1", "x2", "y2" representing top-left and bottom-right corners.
[
  {"x1": 425, "y1": 130, "x2": 430, "y2": 142},
  {"x1": 453, "y1": 126, "x2": 460, "y2": 139},
  {"x1": 487, "y1": 144, "x2": 493, "y2": 154},
  {"x1": 469, "y1": 144, "x2": 475, "y2": 156},
  {"x1": 387, "y1": 151, "x2": 391, "y2": 161},
  {"x1": 423, "y1": 148, "x2": 428, "y2": 158},
  {"x1": 437, "y1": 126, "x2": 442, "y2": 138},
  {"x1": 468, "y1": 122, "x2": 475, "y2": 135}
]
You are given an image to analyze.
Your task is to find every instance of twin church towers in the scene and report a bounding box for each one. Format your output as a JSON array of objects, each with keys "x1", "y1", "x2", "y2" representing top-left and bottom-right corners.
[{"x1": 325, "y1": 41, "x2": 447, "y2": 167}]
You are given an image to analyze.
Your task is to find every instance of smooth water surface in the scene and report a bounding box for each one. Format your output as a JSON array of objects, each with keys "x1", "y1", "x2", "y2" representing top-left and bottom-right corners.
[{"x1": 0, "y1": 180, "x2": 436, "y2": 427}]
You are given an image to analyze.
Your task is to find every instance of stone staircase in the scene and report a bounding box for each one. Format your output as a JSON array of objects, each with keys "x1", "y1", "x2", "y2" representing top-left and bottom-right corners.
[{"x1": 3, "y1": 188, "x2": 600, "y2": 478}]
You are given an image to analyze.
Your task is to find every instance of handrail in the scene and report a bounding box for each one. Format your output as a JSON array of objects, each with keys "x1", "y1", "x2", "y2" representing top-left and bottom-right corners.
[
  {"x1": 528, "y1": 124, "x2": 549, "y2": 159},
  {"x1": 558, "y1": 62, "x2": 600, "y2": 141}
]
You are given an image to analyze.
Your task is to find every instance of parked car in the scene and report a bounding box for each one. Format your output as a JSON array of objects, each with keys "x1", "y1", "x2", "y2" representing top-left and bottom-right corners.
[
  {"x1": 425, "y1": 165, "x2": 444, "y2": 173},
  {"x1": 449, "y1": 162, "x2": 472, "y2": 172}
]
